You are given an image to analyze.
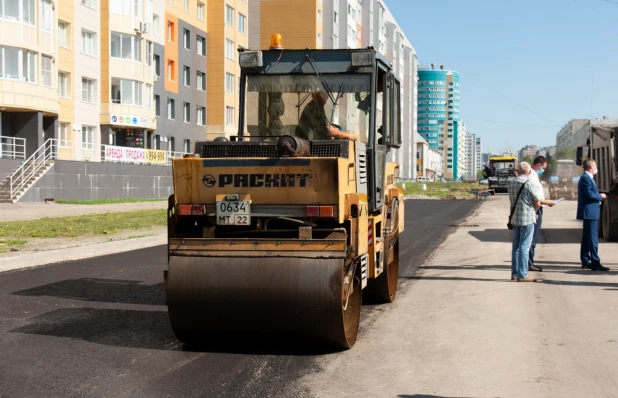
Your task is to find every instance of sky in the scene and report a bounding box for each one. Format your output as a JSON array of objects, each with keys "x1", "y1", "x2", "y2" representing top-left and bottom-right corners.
[{"x1": 385, "y1": 0, "x2": 618, "y2": 155}]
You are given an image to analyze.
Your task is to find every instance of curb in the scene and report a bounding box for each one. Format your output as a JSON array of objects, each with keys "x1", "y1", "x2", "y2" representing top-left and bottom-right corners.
[{"x1": 0, "y1": 233, "x2": 167, "y2": 273}]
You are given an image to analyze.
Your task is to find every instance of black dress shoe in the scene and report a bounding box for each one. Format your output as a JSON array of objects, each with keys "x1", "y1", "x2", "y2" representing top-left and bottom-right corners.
[
  {"x1": 582, "y1": 263, "x2": 591, "y2": 269},
  {"x1": 591, "y1": 265, "x2": 610, "y2": 271},
  {"x1": 529, "y1": 264, "x2": 543, "y2": 272}
]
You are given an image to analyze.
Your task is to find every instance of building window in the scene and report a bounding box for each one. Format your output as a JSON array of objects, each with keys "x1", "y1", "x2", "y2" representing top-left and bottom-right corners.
[
  {"x1": 154, "y1": 54, "x2": 160, "y2": 76},
  {"x1": 169, "y1": 136, "x2": 175, "y2": 152},
  {"x1": 197, "y1": 71, "x2": 205, "y2": 91},
  {"x1": 317, "y1": 8, "x2": 322, "y2": 22},
  {"x1": 334, "y1": 11, "x2": 338, "y2": 24},
  {"x1": 80, "y1": 0, "x2": 95, "y2": 9},
  {"x1": 238, "y1": 13, "x2": 246, "y2": 34},
  {"x1": 146, "y1": 41, "x2": 152, "y2": 66},
  {"x1": 167, "y1": 21, "x2": 174, "y2": 43},
  {"x1": 153, "y1": 14, "x2": 160, "y2": 36},
  {"x1": 146, "y1": 83, "x2": 152, "y2": 108},
  {"x1": 153, "y1": 134, "x2": 160, "y2": 150},
  {"x1": 111, "y1": 78, "x2": 142, "y2": 106},
  {"x1": 184, "y1": 139, "x2": 191, "y2": 153},
  {"x1": 81, "y1": 125, "x2": 95, "y2": 150},
  {"x1": 183, "y1": 102, "x2": 190, "y2": 122},
  {"x1": 41, "y1": 0, "x2": 53, "y2": 32},
  {"x1": 81, "y1": 29, "x2": 96, "y2": 56},
  {"x1": 183, "y1": 65, "x2": 190, "y2": 86},
  {"x1": 184, "y1": 0, "x2": 189, "y2": 12},
  {"x1": 110, "y1": 32, "x2": 141, "y2": 62},
  {"x1": 197, "y1": 35, "x2": 205, "y2": 56},
  {"x1": 2, "y1": 48, "x2": 38, "y2": 82},
  {"x1": 225, "y1": 106, "x2": 234, "y2": 126},
  {"x1": 183, "y1": 29, "x2": 190, "y2": 49},
  {"x1": 167, "y1": 60, "x2": 175, "y2": 81},
  {"x1": 8, "y1": 0, "x2": 36, "y2": 24},
  {"x1": 82, "y1": 78, "x2": 96, "y2": 103},
  {"x1": 167, "y1": 98, "x2": 175, "y2": 120},
  {"x1": 225, "y1": 4, "x2": 234, "y2": 26},
  {"x1": 197, "y1": 106, "x2": 205, "y2": 126},
  {"x1": 225, "y1": 72, "x2": 234, "y2": 93},
  {"x1": 225, "y1": 39, "x2": 234, "y2": 60},
  {"x1": 317, "y1": 32, "x2": 322, "y2": 46},
  {"x1": 58, "y1": 21, "x2": 69, "y2": 47},
  {"x1": 197, "y1": 2, "x2": 204, "y2": 20},
  {"x1": 58, "y1": 122, "x2": 69, "y2": 147},
  {"x1": 58, "y1": 71, "x2": 70, "y2": 97},
  {"x1": 40, "y1": 55, "x2": 53, "y2": 87},
  {"x1": 154, "y1": 95, "x2": 160, "y2": 116}
]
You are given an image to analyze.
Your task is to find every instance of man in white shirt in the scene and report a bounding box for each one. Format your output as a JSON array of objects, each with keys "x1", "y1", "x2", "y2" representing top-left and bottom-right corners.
[{"x1": 528, "y1": 156, "x2": 556, "y2": 271}]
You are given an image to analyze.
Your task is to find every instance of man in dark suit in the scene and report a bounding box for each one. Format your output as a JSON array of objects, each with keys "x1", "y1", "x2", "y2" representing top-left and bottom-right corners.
[{"x1": 577, "y1": 159, "x2": 608, "y2": 271}]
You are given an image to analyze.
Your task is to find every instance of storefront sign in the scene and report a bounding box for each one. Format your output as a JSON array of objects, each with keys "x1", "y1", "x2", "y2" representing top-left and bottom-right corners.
[
  {"x1": 145, "y1": 149, "x2": 167, "y2": 164},
  {"x1": 110, "y1": 114, "x2": 150, "y2": 128},
  {"x1": 104, "y1": 145, "x2": 145, "y2": 164}
]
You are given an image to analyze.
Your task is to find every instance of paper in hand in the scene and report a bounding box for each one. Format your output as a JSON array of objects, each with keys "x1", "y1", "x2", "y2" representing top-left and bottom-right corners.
[{"x1": 555, "y1": 197, "x2": 565, "y2": 203}]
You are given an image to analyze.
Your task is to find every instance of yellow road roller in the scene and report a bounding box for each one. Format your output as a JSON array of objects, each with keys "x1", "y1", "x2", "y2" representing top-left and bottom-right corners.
[{"x1": 164, "y1": 40, "x2": 405, "y2": 349}]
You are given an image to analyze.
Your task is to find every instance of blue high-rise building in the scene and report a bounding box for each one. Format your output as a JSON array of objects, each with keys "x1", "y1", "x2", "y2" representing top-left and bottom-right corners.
[{"x1": 418, "y1": 66, "x2": 461, "y2": 179}]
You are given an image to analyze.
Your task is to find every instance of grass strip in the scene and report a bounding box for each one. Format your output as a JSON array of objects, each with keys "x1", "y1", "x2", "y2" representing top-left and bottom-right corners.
[
  {"x1": 56, "y1": 198, "x2": 166, "y2": 205},
  {"x1": 0, "y1": 210, "x2": 167, "y2": 239},
  {"x1": 398, "y1": 182, "x2": 483, "y2": 198},
  {"x1": 0, "y1": 239, "x2": 28, "y2": 254}
]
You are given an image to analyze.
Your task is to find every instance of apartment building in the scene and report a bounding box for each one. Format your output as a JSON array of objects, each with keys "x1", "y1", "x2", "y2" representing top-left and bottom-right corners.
[
  {"x1": 247, "y1": 0, "x2": 418, "y2": 180},
  {"x1": 518, "y1": 144, "x2": 538, "y2": 162},
  {"x1": 1, "y1": 0, "x2": 248, "y2": 163},
  {"x1": 0, "y1": 0, "x2": 59, "y2": 156},
  {"x1": 464, "y1": 132, "x2": 476, "y2": 177},
  {"x1": 416, "y1": 133, "x2": 443, "y2": 181},
  {"x1": 418, "y1": 65, "x2": 463, "y2": 179},
  {"x1": 150, "y1": 0, "x2": 209, "y2": 153},
  {"x1": 475, "y1": 137, "x2": 482, "y2": 173},
  {"x1": 555, "y1": 117, "x2": 618, "y2": 150},
  {"x1": 206, "y1": 0, "x2": 247, "y2": 138}
]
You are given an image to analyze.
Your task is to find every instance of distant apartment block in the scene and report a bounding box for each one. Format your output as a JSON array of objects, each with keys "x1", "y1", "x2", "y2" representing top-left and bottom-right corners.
[
  {"x1": 464, "y1": 132, "x2": 477, "y2": 176},
  {"x1": 518, "y1": 145, "x2": 539, "y2": 163},
  {"x1": 556, "y1": 118, "x2": 618, "y2": 150},
  {"x1": 418, "y1": 65, "x2": 462, "y2": 179},
  {"x1": 416, "y1": 132, "x2": 443, "y2": 181}
]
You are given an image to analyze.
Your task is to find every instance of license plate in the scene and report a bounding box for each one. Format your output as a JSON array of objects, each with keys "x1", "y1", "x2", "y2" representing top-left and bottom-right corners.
[{"x1": 216, "y1": 200, "x2": 251, "y2": 225}]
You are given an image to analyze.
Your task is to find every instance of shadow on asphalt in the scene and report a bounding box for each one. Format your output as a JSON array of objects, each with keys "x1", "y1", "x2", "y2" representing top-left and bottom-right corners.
[
  {"x1": 469, "y1": 228, "x2": 583, "y2": 244},
  {"x1": 403, "y1": 274, "x2": 618, "y2": 288},
  {"x1": 398, "y1": 395, "x2": 489, "y2": 398},
  {"x1": 11, "y1": 278, "x2": 165, "y2": 306},
  {"x1": 10, "y1": 307, "x2": 343, "y2": 355},
  {"x1": 418, "y1": 264, "x2": 576, "y2": 272}
]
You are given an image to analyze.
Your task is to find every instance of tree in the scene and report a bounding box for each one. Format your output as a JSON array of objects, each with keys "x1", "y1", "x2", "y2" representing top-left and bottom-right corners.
[
  {"x1": 477, "y1": 170, "x2": 485, "y2": 181},
  {"x1": 523, "y1": 156, "x2": 534, "y2": 165}
]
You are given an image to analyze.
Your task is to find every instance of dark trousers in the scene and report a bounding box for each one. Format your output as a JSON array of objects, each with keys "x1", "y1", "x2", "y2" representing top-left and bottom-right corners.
[
  {"x1": 581, "y1": 219, "x2": 601, "y2": 266},
  {"x1": 528, "y1": 207, "x2": 543, "y2": 266}
]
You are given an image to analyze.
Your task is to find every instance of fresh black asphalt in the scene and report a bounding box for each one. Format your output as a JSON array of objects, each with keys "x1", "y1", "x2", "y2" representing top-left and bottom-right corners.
[{"x1": 0, "y1": 200, "x2": 479, "y2": 398}]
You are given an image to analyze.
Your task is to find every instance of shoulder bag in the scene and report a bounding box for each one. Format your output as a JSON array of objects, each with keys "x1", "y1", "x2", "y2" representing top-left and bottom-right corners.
[{"x1": 507, "y1": 181, "x2": 528, "y2": 230}]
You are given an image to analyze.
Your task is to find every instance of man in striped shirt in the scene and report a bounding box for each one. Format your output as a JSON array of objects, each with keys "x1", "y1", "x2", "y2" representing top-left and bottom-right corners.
[{"x1": 508, "y1": 162, "x2": 542, "y2": 282}]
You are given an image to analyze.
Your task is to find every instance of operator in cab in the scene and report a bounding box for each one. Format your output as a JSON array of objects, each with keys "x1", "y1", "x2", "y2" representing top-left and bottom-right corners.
[{"x1": 295, "y1": 91, "x2": 357, "y2": 141}]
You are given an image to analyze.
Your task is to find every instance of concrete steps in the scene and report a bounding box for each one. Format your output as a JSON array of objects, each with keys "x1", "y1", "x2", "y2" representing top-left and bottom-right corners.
[{"x1": 0, "y1": 160, "x2": 54, "y2": 203}]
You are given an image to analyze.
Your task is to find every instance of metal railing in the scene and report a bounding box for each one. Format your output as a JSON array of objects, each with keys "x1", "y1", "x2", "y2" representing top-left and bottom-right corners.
[
  {"x1": 0, "y1": 136, "x2": 26, "y2": 159},
  {"x1": 10, "y1": 138, "x2": 58, "y2": 198}
]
